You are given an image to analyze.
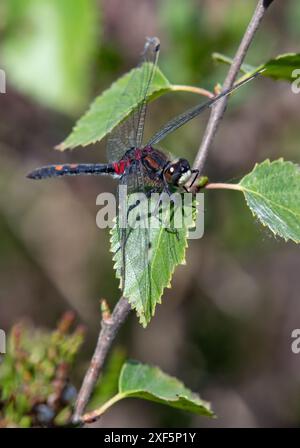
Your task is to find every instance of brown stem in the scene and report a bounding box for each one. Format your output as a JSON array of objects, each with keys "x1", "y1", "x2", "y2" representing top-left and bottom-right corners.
[
  {"x1": 171, "y1": 84, "x2": 214, "y2": 98},
  {"x1": 193, "y1": 0, "x2": 274, "y2": 174},
  {"x1": 81, "y1": 393, "x2": 125, "y2": 424},
  {"x1": 72, "y1": 296, "x2": 131, "y2": 423},
  {"x1": 205, "y1": 182, "x2": 243, "y2": 192}
]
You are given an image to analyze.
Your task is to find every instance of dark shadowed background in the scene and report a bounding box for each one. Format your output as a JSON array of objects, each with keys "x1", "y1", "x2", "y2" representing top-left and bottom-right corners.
[{"x1": 0, "y1": 0, "x2": 300, "y2": 427}]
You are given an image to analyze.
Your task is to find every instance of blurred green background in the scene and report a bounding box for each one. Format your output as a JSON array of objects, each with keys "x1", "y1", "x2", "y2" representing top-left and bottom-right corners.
[{"x1": 0, "y1": 0, "x2": 300, "y2": 427}]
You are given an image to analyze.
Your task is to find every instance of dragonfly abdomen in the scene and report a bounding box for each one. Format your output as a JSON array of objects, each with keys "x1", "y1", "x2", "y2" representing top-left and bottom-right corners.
[{"x1": 27, "y1": 163, "x2": 115, "y2": 180}]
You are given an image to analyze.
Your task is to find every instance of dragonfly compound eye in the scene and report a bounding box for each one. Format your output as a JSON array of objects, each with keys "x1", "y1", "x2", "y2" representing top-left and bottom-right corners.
[{"x1": 164, "y1": 158, "x2": 192, "y2": 187}]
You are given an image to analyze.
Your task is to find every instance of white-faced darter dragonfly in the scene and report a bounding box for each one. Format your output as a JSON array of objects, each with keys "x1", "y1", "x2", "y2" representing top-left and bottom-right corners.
[
  {"x1": 28, "y1": 37, "x2": 263, "y2": 320},
  {"x1": 28, "y1": 37, "x2": 261, "y2": 190}
]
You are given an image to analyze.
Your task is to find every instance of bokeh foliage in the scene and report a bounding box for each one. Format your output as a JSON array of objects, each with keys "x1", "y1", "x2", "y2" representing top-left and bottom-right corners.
[
  {"x1": 1, "y1": 0, "x2": 300, "y2": 428},
  {"x1": 0, "y1": 313, "x2": 84, "y2": 427}
]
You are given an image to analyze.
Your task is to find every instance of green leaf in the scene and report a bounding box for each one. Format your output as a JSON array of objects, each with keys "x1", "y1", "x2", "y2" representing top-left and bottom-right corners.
[
  {"x1": 117, "y1": 361, "x2": 213, "y2": 416},
  {"x1": 2, "y1": 0, "x2": 98, "y2": 114},
  {"x1": 213, "y1": 52, "x2": 300, "y2": 83},
  {"x1": 260, "y1": 53, "x2": 300, "y2": 81},
  {"x1": 239, "y1": 159, "x2": 300, "y2": 243},
  {"x1": 110, "y1": 194, "x2": 195, "y2": 327},
  {"x1": 212, "y1": 52, "x2": 255, "y2": 74},
  {"x1": 83, "y1": 361, "x2": 213, "y2": 422},
  {"x1": 58, "y1": 64, "x2": 171, "y2": 150}
]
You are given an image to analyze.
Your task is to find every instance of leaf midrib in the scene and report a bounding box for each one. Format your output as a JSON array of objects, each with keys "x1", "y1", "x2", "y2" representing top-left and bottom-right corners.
[{"x1": 240, "y1": 184, "x2": 300, "y2": 220}]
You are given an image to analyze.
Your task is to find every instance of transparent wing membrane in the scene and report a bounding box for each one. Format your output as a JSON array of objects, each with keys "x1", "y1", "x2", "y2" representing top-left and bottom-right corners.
[
  {"x1": 106, "y1": 37, "x2": 160, "y2": 163},
  {"x1": 117, "y1": 162, "x2": 153, "y2": 320},
  {"x1": 106, "y1": 37, "x2": 161, "y2": 308},
  {"x1": 147, "y1": 70, "x2": 262, "y2": 146}
]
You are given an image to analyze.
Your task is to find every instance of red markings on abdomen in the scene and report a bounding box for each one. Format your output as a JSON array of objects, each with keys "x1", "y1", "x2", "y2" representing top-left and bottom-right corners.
[{"x1": 113, "y1": 160, "x2": 129, "y2": 175}]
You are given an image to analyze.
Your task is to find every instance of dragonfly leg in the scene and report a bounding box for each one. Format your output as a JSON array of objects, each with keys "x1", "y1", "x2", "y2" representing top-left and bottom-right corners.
[{"x1": 189, "y1": 169, "x2": 200, "y2": 188}]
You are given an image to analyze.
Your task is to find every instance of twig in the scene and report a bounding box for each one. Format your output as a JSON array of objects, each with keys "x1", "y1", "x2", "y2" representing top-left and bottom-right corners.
[
  {"x1": 205, "y1": 182, "x2": 243, "y2": 191},
  {"x1": 193, "y1": 0, "x2": 274, "y2": 174},
  {"x1": 81, "y1": 393, "x2": 125, "y2": 424},
  {"x1": 171, "y1": 84, "x2": 214, "y2": 98},
  {"x1": 72, "y1": 296, "x2": 131, "y2": 423}
]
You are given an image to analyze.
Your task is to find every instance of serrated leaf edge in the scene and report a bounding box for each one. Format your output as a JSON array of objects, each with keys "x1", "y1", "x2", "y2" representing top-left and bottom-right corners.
[
  {"x1": 239, "y1": 158, "x2": 300, "y2": 243},
  {"x1": 58, "y1": 66, "x2": 171, "y2": 151},
  {"x1": 109, "y1": 209, "x2": 193, "y2": 327}
]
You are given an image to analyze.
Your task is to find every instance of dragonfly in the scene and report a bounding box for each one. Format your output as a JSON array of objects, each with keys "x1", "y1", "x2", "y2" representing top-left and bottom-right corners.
[
  {"x1": 28, "y1": 37, "x2": 261, "y2": 191},
  {"x1": 28, "y1": 37, "x2": 262, "y2": 323}
]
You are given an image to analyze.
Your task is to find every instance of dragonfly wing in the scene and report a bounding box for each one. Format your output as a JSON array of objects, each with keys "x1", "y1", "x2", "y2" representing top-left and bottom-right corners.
[
  {"x1": 106, "y1": 37, "x2": 160, "y2": 163},
  {"x1": 116, "y1": 162, "x2": 192, "y2": 325},
  {"x1": 147, "y1": 69, "x2": 262, "y2": 146},
  {"x1": 116, "y1": 160, "x2": 154, "y2": 322}
]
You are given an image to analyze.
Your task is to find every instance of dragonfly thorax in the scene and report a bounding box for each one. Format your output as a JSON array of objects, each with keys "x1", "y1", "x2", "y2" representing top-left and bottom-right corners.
[{"x1": 116, "y1": 147, "x2": 192, "y2": 189}]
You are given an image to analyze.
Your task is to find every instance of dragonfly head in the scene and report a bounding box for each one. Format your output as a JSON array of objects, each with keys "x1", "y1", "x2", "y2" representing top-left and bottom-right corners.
[{"x1": 163, "y1": 158, "x2": 192, "y2": 187}]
